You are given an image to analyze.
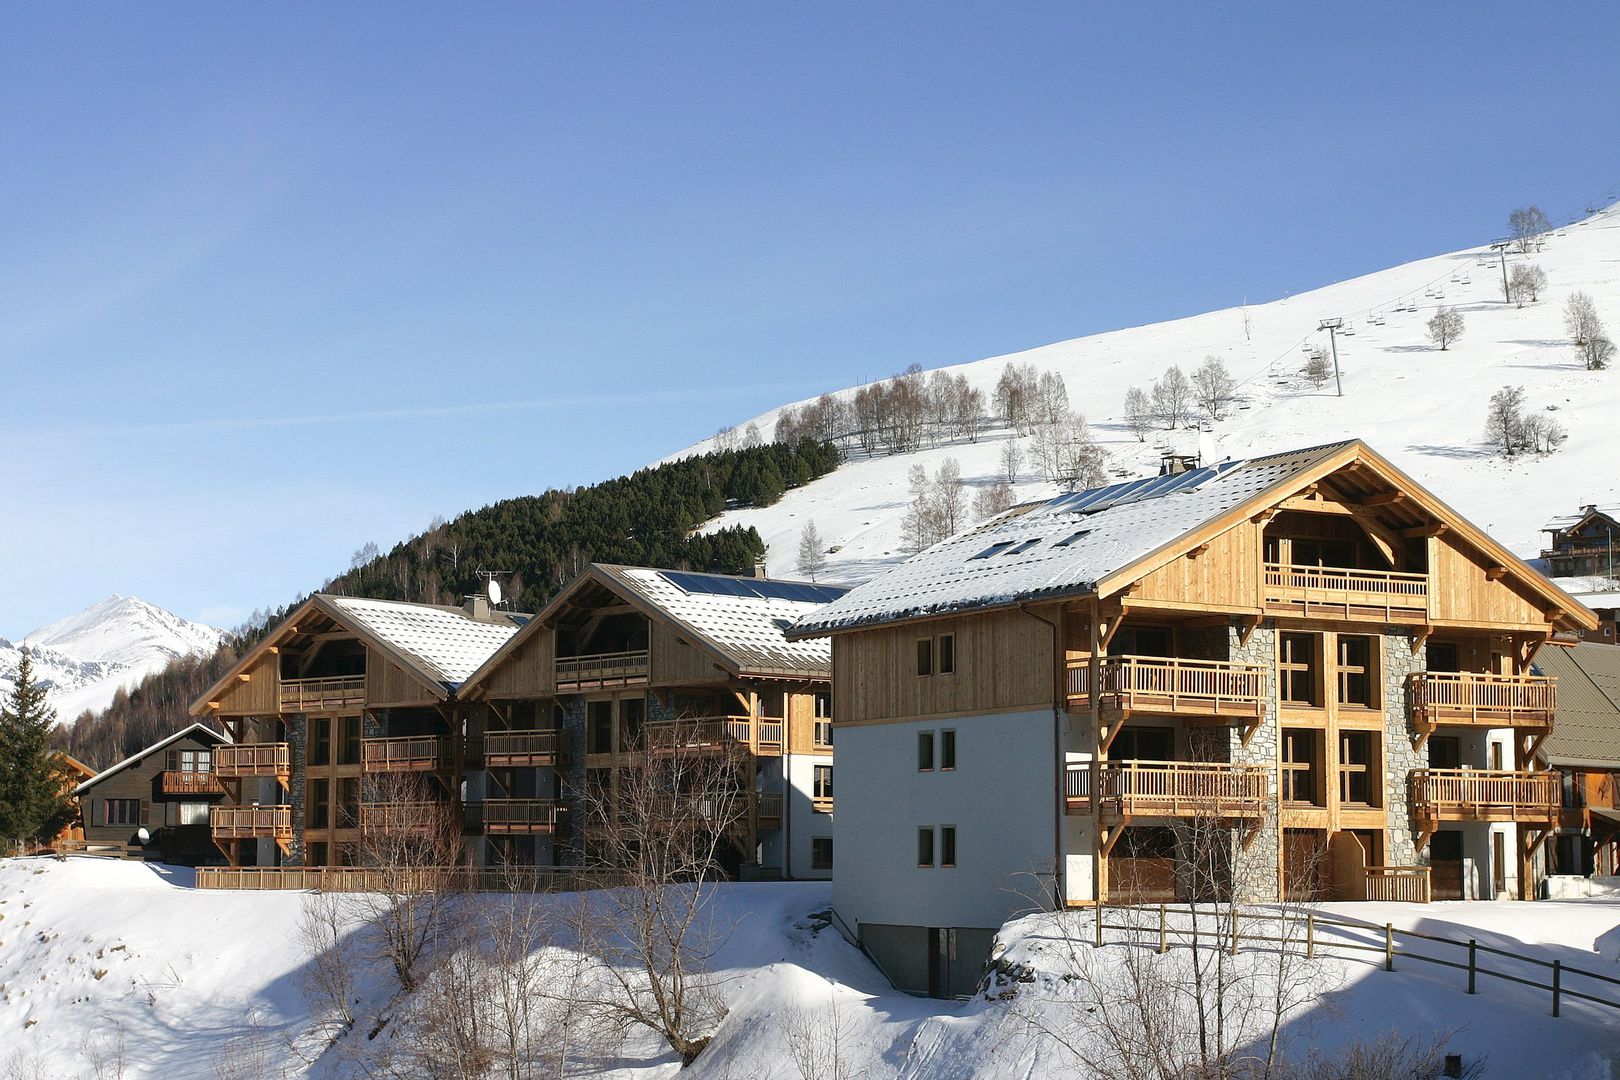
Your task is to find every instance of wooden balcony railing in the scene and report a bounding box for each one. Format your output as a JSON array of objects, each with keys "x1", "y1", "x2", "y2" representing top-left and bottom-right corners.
[
  {"x1": 554, "y1": 650, "x2": 649, "y2": 689},
  {"x1": 196, "y1": 865, "x2": 624, "y2": 893},
  {"x1": 360, "y1": 802, "x2": 453, "y2": 834},
  {"x1": 812, "y1": 794, "x2": 834, "y2": 814},
  {"x1": 1067, "y1": 656, "x2": 1267, "y2": 718},
  {"x1": 1263, "y1": 562, "x2": 1429, "y2": 621},
  {"x1": 1411, "y1": 768, "x2": 1560, "y2": 823},
  {"x1": 484, "y1": 729, "x2": 560, "y2": 767},
  {"x1": 211, "y1": 805, "x2": 292, "y2": 842},
  {"x1": 757, "y1": 791, "x2": 784, "y2": 826},
  {"x1": 280, "y1": 674, "x2": 366, "y2": 713},
  {"x1": 362, "y1": 736, "x2": 444, "y2": 772},
  {"x1": 1065, "y1": 760, "x2": 1269, "y2": 817},
  {"x1": 1364, "y1": 865, "x2": 1431, "y2": 903},
  {"x1": 1409, "y1": 672, "x2": 1556, "y2": 728},
  {"x1": 160, "y1": 770, "x2": 225, "y2": 795},
  {"x1": 646, "y1": 716, "x2": 784, "y2": 756},
  {"x1": 213, "y1": 742, "x2": 291, "y2": 779},
  {"x1": 481, "y1": 798, "x2": 561, "y2": 834}
]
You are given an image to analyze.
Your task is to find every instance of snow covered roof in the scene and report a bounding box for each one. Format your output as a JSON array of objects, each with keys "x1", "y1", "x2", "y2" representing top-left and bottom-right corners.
[
  {"x1": 1542, "y1": 506, "x2": 1620, "y2": 534},
  {"x1": 74, "y1": 722, "x2": 228, "y2": 796},
  {"x1": 322, "y1": 596, "x2": 523, "y2": 691},
  {"x1": 790, "y1": 440, "x2": 1357, "y2": 636},
  {"x1": 601, "y1": 566, "x2": 846, "y2": 677}
]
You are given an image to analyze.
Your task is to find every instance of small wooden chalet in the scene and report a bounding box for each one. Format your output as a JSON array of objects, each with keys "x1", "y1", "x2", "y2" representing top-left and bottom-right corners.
[
  {"x1": 1530, "y1": 642, "x2": 1620, "y2": 885},
  {"x1": 460, "y1": 565, "x2": 846, "y2": 880},
  {"x1": 189, "y1": 594, "x2": 523, "y2": 869},
  {"x1": 1541, "y1": 504, "x2": 1620, "y2": 579},
  {"x1": 49, "y1": 753, "x2": 96, "y2": 853},
  {"x1": 791, "y1": 439, "x2": 1596, "y2": 996},
  {"x1": 73, "y1": 723, "x2": 230, "y2": 864}
]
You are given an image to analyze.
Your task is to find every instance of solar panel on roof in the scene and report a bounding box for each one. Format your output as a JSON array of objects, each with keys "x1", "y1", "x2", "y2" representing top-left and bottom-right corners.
[{"x1": 660, "y1": 570, "x2": 846, "y2": 604}]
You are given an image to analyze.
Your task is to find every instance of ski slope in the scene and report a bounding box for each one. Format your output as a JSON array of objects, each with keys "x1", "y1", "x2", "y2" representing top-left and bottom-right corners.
[{"x1": 681, "y1": 205, "x2": 1620, "y2": 588}]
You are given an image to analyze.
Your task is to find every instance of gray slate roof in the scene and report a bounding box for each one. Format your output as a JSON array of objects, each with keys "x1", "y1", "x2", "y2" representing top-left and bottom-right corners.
[
  {"x1": 792, "y1": 441, "x2": 1351, "y2": 637},
  {"x1": 1534, "y1": 643, "x2": 1620, "y2": 768}
]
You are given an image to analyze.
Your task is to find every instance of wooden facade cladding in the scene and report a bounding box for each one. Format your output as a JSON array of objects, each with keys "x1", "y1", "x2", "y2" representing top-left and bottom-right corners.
[
  {"x1": 477, "y1": 625, "x2": 554, "y2": 699},
  {"x1": 649, "y1": 621, "x2": 729, "y2": 686},
  {"x1": 831, "y1": 607, "x2": 1056, "y2": 726},
  {"x1": 365, "y1": 653, "x2": 440, "y2": 709},
  {"x1": 1125, "y1": 521, "x2": 1260, "y2": 610},
  {"x1": 1429, "y1": 534, "x2": 1552, "y2": 627},
  {"x1": 209, "y1": 652, "x2": 280, "y2": 716}
]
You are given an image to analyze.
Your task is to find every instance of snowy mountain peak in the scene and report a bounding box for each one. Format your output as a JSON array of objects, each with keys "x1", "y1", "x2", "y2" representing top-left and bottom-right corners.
[{"x1": 2, "y1": 596, "x2": 225, "y2": 722}]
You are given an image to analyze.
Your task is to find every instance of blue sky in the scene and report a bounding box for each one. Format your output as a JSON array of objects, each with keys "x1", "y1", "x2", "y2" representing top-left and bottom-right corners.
[{"x1": 4, "y1": 3, "x2": 1618, "y2": 636}]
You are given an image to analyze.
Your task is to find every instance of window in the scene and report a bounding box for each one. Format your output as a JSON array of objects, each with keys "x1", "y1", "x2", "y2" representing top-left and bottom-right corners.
[
  {"x1": 813, "y1": 720, "x2": 833, "y2": 748},
  {"x1": 587, "y1": 701, "x2": 614, "y2": 755},
  {"x1": 172, "y1": 748, "x2": 212, "y2": 774},
  {"x1": 940, "y1": 826, "x2": 957, "y2": 868},
  {"x1": 309, "y1": 717, "x2": 331, "y2": 766},
  {"x1": 1280, "y1": 633, "x2": 1320, "y2": 706},
  {"x1": 811, "y1": 837, "x2": 834, "y2": 870},
  {"x1": 308, "y1": 842, "x2": 328, "y2": 867},
  {"x1": 916, "y1": 638, "x2": 933, "y2": 677},
  {"x1": 917, "y1": 731, "x2": 935, "y2": 771},
  {"x1": 339, "y1": 716, "x2": 361, "y2": 765},
  {"x1": 620, "y1": 697, "x2": 646, "y2": 751},
  {"x1": 972, "y1": 541, "x2": 1016, "y2": 560},
  {"x1": 103, "y1": 798, "x2": 140, "y2": 826},
  {"x1": 917, "y1": 826, "x2": 935, "y2": 867},
  {"x1": 813, "y1": 765, "x2": 833, "y2": 806},
  {"x1": 1281, "y1": 728, "x2": 1320, "y2": 805},
  {"x1": 338, "y1": 777, "x2": 360, "y2": 828},
  {"x1": 940, "y1": 729, "x2": 956, "y2": 770},
  {"x1": 1336, "y1": 636, "x2": 1376, "y2": 707},
  {"x1": 308, "y1": 778, "x2": 330, "y2": 830},
  {"x1": 178, "y1": 802, "x2": 209, "y2": 826},
  {"x1": 937, "y1": 634, "x2": 955, "y2": 674},
  {"x1": 1428, "y1": 736, "x2": 1460, "y2": 770},
  {"x1": 1111, "y1": 726, "x2": 1173, "y2": 762},
  {"x1": 1339, "y1": 731, "x2": 1375, "y2": 806}
]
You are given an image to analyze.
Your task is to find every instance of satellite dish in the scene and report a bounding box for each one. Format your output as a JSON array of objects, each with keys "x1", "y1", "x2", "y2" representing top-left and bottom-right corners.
[
  {"x1": 136, "y1": 827, "x2": 152, "y2": 846},
  {"x1": 486, "y1": 579, "x2": 503, "y2": 606}
]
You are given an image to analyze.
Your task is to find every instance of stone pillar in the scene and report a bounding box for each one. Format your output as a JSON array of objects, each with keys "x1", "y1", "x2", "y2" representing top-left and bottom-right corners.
[
  {"x1": 286, "y1": 714, "x2": 307, "y2": 867},
  {"x1": 1227, "y1": 621, "x2": 1280, "y2": 901},
  {"x1": 1382, "y1": 632, "x2": 1426, "y2": 868},
  {"x1": 557, "y1": 697, "x2": 586, "y2": 866}
]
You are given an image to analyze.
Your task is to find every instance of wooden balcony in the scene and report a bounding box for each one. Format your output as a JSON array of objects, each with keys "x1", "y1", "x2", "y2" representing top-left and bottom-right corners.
[
  {"x1": 1263, "y1": 562, "x2": 1429, "y2": 623},
  {"x1": 1411, "y1": 768, "x2": 1559, "y2": 826},
  {"x1": 362, "y1": 735, "x2": 444, "y2": 772},
  {"x1": 360, "y1": 801, "x2": 452, "y2": 834},
  {"x1": 756, "y1": 791, "x2": 783, "y2": 829},
  {"x1": 646, "y1": 716, "x2": 784, "y2": 756},
  {"x1": 211, "y1": 805, "x2": 292, "y2": 844},
  {"x1": 213, "y1": 742, "x2": 291, "y2": 780},
  {"x1": 484, "y1": 729, "x2": 560, "y2": 767},
  {"x1": 1067, "y1": 656, "x2": 1267, "y2": 720},
  {"x1": 812, "y1": 794, "x2": 834, "y2": 814},
  {"x1": 1363, "y1": 865, "x2": 1431, "y2": 903},
  {"x1": 481, "y1": 798, "x2": 561, "y2": 835},
  {"x1": 1065, "y1": 760, "x2": 1269, "y2": 819},
  {"x1": 1409, "y1": 672, "x2": 1556, "y2": 730},
  {"x1": 280, "y1": 674, "x2": 366, "y2": 713},
  {"x1": 160, "y1": 770, "x2": 225, "y2": 795},
  {"x1": 554, "y1": 650, "x2": 649, "y2": 691}
]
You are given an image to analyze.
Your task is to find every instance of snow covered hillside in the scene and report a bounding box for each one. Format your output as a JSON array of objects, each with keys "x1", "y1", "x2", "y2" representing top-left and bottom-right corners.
[
  {"x1": 2, "y1": 858, "x2": 1617, "y2": 1079},
  {"x1": 0, "y1": 596, "x2": 224, "y2": 721},
  {"x1": 680, "y1": 205, "x2": 1620, "y2": 589}
]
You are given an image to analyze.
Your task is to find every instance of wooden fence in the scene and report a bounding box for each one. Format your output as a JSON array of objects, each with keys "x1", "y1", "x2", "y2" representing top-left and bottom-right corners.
[
  {"x1": 195, "y1": 865, "x2": 622, "y2": 893},
  {"x1": 1091, "y1": 903, "x2": 1620, "y2": 1019}
]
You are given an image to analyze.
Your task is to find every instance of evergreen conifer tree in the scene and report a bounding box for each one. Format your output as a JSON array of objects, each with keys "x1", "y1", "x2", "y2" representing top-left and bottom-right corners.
[{"x1": 0, "y1": 650, "x2": 74, "y2": 850}]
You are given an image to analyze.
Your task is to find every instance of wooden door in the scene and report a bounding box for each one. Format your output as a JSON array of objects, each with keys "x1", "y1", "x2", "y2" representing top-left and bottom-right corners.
[
  {"x1": 1491, "y1": 831, "x2": 1506, "y2": 898},
  {"x1": 1430, "y1": 831, "x2": 1465, "y2": 900},
  {"x1": 1283, "y1": 829, "x2": 1326, "y2": 901}
]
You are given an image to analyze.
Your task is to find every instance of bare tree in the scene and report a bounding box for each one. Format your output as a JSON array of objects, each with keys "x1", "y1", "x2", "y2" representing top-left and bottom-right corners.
[
  {"x1": 1303, "y1": 350, "x2": 1330, "y2": 388},
  {"x1": 1484, "y1": 385, "x2": 1528, "y2": 456},
  {"x1": 1426, "y1": 306, "x2": 1464, "y2": 350},
  {"x1": 973, "y1": 479, "x2": 1017, "y2": 521},
  {"x1": 796, "y1": 521, "x2": 827, "y2": 582},
  {"x1": 784, "y1": 985, "x2": 857, "y2": 1080},
  {"x1": 1508, "y1": 263, "x2": 1547, "y2": 306},
  {"x1": 713, "y1": 426, "x2": 737, "y2": 453},
  {"x1": 742, "y1": 422, "x2": 762, "y2": 448},
  {"x1": 1518, "y1": 411, "x2": 1568, "y2": 455},
  {"x1": 994, "y1": 362, "x2": 1039, "y2": 434},
  {"x1": 1564, "y1": 290, "x2": 1600, "y2": 345},
  {"x1": 1508, "y1": 205, "x2": 1551, "y2": 253},
  {"x1": 1289, "y1": 1030, "x2": 1485, "y2": 1080},
  {"x1": 1584, "y1": 336, "x2": 1615, "y2": 371},
  {"x1": 1191, "y1": 356, "x2": 1238, "y2": 421},
  {"x1": 568, "y1": 718, "x2": 745, "y2": 1065},
  {"x1": 999, "y1": 438, "x2": 1024, "y2": 484},
  {"x1": 1123, "y1": 386, "x2": 1152, "y2": 442},
  {"x1": 1151, "y1": 366, "x2": 1193, "y2": 429},
  {"x1": 1033, "y1": 370, "x2": 1070, "y2": 430},
  {"x1": 296, "y1": 890, "x2": 359, "y2": 1044},
  {"x1": 901, "y1": 458, "x2": 966, "y2": 552}
]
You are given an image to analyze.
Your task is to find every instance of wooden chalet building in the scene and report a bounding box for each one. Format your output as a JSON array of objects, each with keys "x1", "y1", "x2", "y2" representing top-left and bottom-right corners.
[
  {"x1": 1541, "y1": 504, "x2": 1620, "y2": 579},
  {"x1": 189, "y1": 594, "x2": 523, "y2": 869},
  {"x1": 459, "y1": 565, "x2": 845, "y2": 880},
  {"x1": 72, "y1": 723, "x2": 231, "y2": 863},
  {"x1": 1530, "y1": 642, "x2": 1620, "y2": 887},
  {"x1": 790, "y1": 439, "x2": 1596, "y2": 996}
]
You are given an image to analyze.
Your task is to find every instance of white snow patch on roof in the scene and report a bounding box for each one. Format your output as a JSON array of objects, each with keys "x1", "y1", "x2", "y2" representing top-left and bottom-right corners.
[{"x1": 324, "y1": 596, "x2": 519, "y2": 689}]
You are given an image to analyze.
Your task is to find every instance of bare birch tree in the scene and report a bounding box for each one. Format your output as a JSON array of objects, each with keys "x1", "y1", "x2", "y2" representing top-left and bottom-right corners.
[
  {"x1": 1192, "y1": 357, "x2": 1237, "y2": 420},
  {"x1": 999, "y1": 438, "x2": 1024, "y2": 484},
  {"x1": 1508, "y1": 263, "x2": 1547, "y2": 306},
  {"x1": 1123, "y1": 386, "x2": 1152, "y2": 442},
  {"x1": 1508, "y1": 205, "x2": 1550, "y2": 253},
  {"x1": 1427, "y1": 306, "x2": 1464, "y2": 350},
  {"x1": 1151, "y1": 366, "x2": 1193, "y2": 429},
  {"x1": 796, "y1": 521, "x2": 827, "y2": 582}
]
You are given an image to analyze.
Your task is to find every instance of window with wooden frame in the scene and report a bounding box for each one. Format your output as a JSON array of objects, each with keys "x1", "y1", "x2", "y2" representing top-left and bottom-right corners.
[
  {"x1": 917, "y1": 731, "x2": 935, "y2": 771},
  {"x1": 1281, "y1": 728, "x2": 1321, "y2": 806},
  {"x1": 812, "y1": 692, "x2": 833, "y2": 748},
  {"x1": 178, "y1": 802, "x2": 209, "y2": 826},
  {"x1": 916, "y1": 634, "x2": 955, "y2": 676},
  {"x1": 308, "y1": 778, "x2": 330, "y2": 829},
  {"x1": 309, "y1": 717, "x2": 331, "y2": 766},
  {"x1": 586, "y1": 701, "x2": 613, "y2": 755},
  {"x1": 916, "y1": 638, "x2": 933, "y2": 677},
  {"x1": 338, "y1": 777, "x2": 360, "y2": 828},
  {"x1": 917, "y1": 826, "x2": 935, "y2": 868},
  {"x1": 1427, "y1": 736, "x2": 1460, "y2": 770},
  {"x1": 1335, "y1": 636, "x2": 1377, "y2": 708},
  {"x1": 1279, "y1": 633, "x2": 1321, "y2": 707},
  {"x1": 103, "y1": 798, "x2": 140, "y2": 826},
  {"x1": 338, "y1": 716, "x2": 361, "y2": 766},
  {"x1": 1338, "y1": 731, "x2": 1376, "y2": 806},
  {"x1": 940, "y1": 729, "x2": 957, "y2": 770},
  {"x1": 619, "y1": 696, "x2": 646, "y2": 751},
  {"x1": 813, "y1": 764, "x2": 833, "y2": 809},
  {"x1": 811, "y1": 837, "x2": 833, "y2": 870},
  {"x1": 940, "y1": 825, "x2": 957, "y2": 868},
  {"x1": 168, "y1": 748, "x2": 212, "y2": 774}
]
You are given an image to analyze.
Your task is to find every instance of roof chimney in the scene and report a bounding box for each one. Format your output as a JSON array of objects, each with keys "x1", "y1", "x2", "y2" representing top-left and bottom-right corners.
[
  {"x1": 1159, "y1": 453, "x2": 1200, "y2": 476},
  {"x1": 464, "y1": 594, "x2": 492, "y2": 621},
  {"x1": 753, "y1": 560, "x2": 768, "y2": 580}
]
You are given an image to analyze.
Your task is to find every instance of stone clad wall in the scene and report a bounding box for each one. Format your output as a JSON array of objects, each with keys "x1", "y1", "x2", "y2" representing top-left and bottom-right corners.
[
  {"x1": 1227, "y1": 621, "x2": 1279, "y2": 901},
  {"x1": 1382, "y1": 632, "x2": 1426, "y2": 868}
]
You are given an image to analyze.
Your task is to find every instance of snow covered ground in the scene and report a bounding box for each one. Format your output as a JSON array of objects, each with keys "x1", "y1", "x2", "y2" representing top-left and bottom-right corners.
[
  {"x1": 4, "y1": 857, "x2": 1617, "y2": 1079},
  {"x1": 0, "y1": 596, "x2": 224, "y2": 721},
  {"x1": 679, "y1": 205, "x2": 1620, "y2": 592}
]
